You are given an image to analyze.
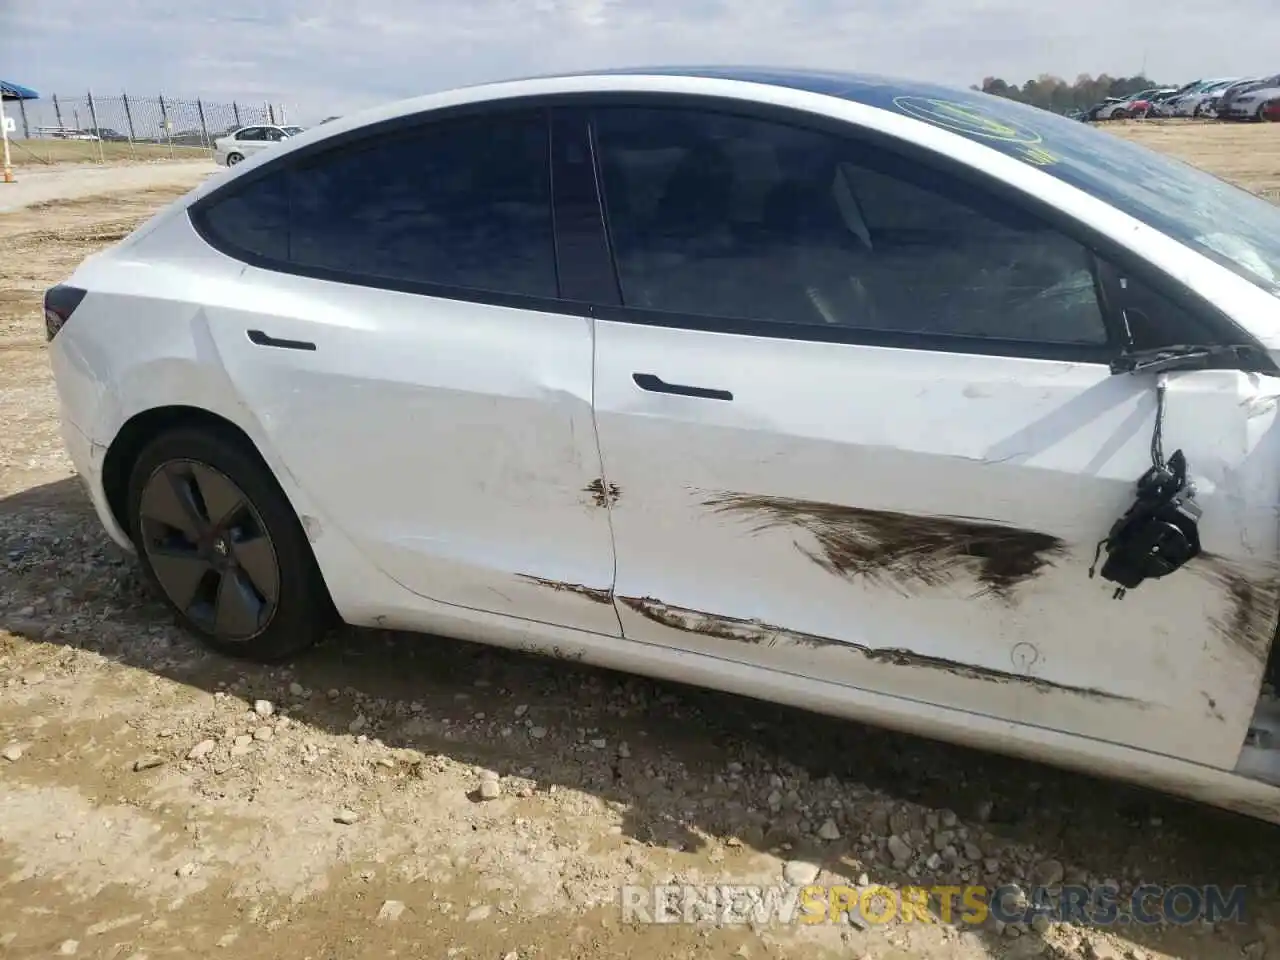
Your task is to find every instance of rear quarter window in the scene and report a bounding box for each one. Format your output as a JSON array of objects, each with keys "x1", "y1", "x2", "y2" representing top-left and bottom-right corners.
[
  {"x1": 193, "y1": 110, "x2": 558, "y2": 300},
  {"x1": 196, "y1": 171, "x2": 289, "y2": 262}
]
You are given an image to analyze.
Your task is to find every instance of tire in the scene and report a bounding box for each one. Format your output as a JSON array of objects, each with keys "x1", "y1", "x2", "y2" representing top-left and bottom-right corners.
[
  {"x1": 226, "y1": 152, "x2": 244, "y2": 166},
  {"x1": 1112, "y1": 108, "x2": 1129, "y2": 121},
  {"x1": 1258, "y1": 101, "x2": 1278, "y2": 123},
  {"x1": 126, "y1": 426, "x2": 334, "y2": 663}
]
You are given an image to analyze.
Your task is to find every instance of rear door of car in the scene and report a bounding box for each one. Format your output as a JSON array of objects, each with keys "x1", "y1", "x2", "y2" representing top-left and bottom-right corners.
[
  {"x1": 189, "y1": 105, "x2": 620, "y2": 635},
  {"x1": 234, "y1": 127, "x2": 267, "y2": 155},
  {"x1": 581, "y1": 96, "x2": 1280, "y2": 769}
]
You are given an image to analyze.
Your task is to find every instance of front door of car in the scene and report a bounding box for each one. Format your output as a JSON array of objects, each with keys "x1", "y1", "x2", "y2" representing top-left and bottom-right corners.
[
  {"x1": 257, "y1": 127, "x2": 287, "y2": 152},
  {"x1": 586, "y1": 102, "x2": 1280, "y2": 769},
  {"x1": 194, "y1": 107, "x2": 619, "y2": 636}
]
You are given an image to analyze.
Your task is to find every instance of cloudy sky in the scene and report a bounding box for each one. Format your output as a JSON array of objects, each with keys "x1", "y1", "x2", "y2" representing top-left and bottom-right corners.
[{"x1": 3, "y1": 0, "x2": 1277, "y2": 123}]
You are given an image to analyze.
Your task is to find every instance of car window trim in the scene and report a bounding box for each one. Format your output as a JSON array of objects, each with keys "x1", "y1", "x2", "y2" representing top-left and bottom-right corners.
[
  {"x1": 187, "y1": 90, "x2": 1268, "y2": 368},
  {"x1": 577, "y1": 92, "x2": 1265, "y2": 366},
  {"x1": 550, "y1": 107, "x2": 622, "y2": 306}
]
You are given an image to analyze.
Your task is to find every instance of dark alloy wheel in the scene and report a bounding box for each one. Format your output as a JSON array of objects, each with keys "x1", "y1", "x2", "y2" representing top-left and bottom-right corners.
[
  {"x1": 137, "y1": 460, "x2": 280, "y2": 641},
  {"x1": 127, "y1": 427, "x2": 333, "y2": 662}
]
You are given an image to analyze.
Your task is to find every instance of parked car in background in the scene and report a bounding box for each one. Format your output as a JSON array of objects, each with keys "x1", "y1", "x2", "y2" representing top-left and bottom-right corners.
[
  {"x1": 1157, "y1": 78, "x2": 1242, "y2": 117},
  {"x1": 1142, "y1": 80, "x2": 1203, "y2": 117},
  {"x1": 77, "y1": 127, "x2": 129, "y2": 142},
  {"x1": 213, "y1": 124, "x2": 306, "y2": 166},
  {"x1": 1217, "y1": 74, "x2": 1280, "y2": 120},
  {"x1": 42, "y1": 127, "x2": 99, "y2": 140},
  {"x1": 152, "y1": 128, "x2": 213, "y2": 148},
  {"x1": 1204, "y1": 77, "x2": 1256, "y2": 117},
  {"x1": 1092, "y1": 88, "x2": 1176, "y2": 120},
  {"x1": 1208, "y1": 76, "x2": 1270, "y2": 119},
  {"x1": 1089, "y1": 96, "x2": 1131, "y2": 120},
  {"x1": 1120, "y1": 87, "x2": 1180, "y2": 118},
  {"x1": 41, "y1": 66, "x2": 1280, "y2": 826}
]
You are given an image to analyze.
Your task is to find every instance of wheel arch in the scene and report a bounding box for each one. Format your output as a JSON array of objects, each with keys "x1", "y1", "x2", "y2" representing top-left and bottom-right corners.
[
  {"x1": 102, "y1": 403, "x2": 339, "y2": 617},
  {"x1": 104, "y1": 405, "x2": 284, "y2": 545}
]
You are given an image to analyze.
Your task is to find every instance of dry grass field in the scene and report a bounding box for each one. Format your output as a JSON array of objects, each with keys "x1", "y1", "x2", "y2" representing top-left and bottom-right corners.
[
  {"x1": 7, "y1": 138, "x2": 212, "y2": 166},
  {"x1": 1106, "y1": 118, "x2": 1280, "y2": 201},
  {"x1": 1, "y1": 120, "x2": 1279, "y2": 960}
]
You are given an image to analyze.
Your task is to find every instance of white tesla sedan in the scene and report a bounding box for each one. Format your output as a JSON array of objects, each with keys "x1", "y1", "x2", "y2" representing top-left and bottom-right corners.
[{"x1": 43, "y1": 68, "x2": 1280, "y2": 823}]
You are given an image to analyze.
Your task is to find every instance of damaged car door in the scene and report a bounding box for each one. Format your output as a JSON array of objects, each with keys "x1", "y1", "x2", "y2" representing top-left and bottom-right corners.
[
  {"x1": 587, "y1": 102, "x2": 1280, "y2": 769},
  {"x1": 195, "y1": 107, "x2": 619, "y2": 635}
]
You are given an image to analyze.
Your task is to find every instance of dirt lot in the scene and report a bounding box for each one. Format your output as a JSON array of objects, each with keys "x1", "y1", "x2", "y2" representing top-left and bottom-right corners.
[
  {"x1": 3, "y1": 122, "x2": 1280, "y2": 960},
  {"x1": 0, "y1": 162, "x2": 216, "y2": 215}
]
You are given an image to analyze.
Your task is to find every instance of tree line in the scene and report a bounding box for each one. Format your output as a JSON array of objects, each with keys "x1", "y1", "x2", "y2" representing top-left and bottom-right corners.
[{"x1": 974, "y1": 74, "x2": 1168, "y2": 114}]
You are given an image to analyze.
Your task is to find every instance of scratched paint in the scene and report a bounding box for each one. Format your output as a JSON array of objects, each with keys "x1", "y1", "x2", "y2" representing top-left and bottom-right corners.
[
  {"x1": 517, "y1": 574, "x2": 614, "y2": 605},
  {"x1": 1192, "y1": 553, "x2": 1280, "y2": 668},
  {"x1": 584, "y1": 478, "x2": 621, "y2": 508},
  {"x1": 616, "y1": 595, "x2": 1139, "y2": 703},
  {"x1": 702, "y1": 492, "x2": 1066, "y2": 600}
]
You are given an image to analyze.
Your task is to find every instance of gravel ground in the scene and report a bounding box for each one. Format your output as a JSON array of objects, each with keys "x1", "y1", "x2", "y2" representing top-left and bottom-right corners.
[
  {"x1": 0, "y1": 160, "x2": 217, "y2": 214},
  {"x1": 4, "y1": 130, "x2": 1280, "y2": 960}
]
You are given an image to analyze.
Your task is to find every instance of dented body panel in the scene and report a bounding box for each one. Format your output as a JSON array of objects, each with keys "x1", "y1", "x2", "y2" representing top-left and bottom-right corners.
[
  {"x1": 593, "y1": 322, "x2": 1280, "y2": 768},
  {"x1": 198, "y1": 264, "x2": 621, "y2": 636}
]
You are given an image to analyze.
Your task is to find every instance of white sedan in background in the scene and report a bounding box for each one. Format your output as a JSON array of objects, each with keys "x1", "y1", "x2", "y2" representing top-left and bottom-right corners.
[
  {"x1": 213, "y1": 124, "x2": 305, "y2": 166},
  {"x1": 41, "y1": 67, "x2": 1280, "y2": 825}
]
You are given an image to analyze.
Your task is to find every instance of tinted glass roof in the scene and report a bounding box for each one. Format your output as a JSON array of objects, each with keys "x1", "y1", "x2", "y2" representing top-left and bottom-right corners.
[
  {"x1": 569, "y1": 67, "x2": 1005, "y2": 123},
  {"x1": 557, "y1": 65, "x2": 1127, "y2": 167},
  {"x1": 595, "y1": 66, "x2": 948, "y2": 100}
]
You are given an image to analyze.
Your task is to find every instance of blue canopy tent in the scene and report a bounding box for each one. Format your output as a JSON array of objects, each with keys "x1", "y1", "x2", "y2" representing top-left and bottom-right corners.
[
  {"x1": 1, "y1": 80, "x2": 38, "y2": 140},
  {"x1": 1, "y1": 81, "x2": 38, "y2": 180},
  {"x1": 1, "y1": 80, "x2": 39, "y2": 101}
]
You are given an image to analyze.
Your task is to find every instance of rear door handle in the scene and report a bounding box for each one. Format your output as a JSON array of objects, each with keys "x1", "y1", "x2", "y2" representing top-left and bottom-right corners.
[
  {"x1": 247, "y1": 329, "x2": 317, "y2": 351},
  {"x1": 632, "y1": 373, "x2": 733, "y2": 402}
]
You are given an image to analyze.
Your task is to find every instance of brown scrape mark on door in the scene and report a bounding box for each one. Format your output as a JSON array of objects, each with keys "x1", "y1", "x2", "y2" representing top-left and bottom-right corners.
[
  {"x1": 1191, "y1": 553, "x2": 1279, "y2": 668},
  {"x1": 1203, "y1": 691, "x2": 1225, "y2": 723},
  {"x1": 617, "y1": 596, "x2": 1138, "y2": 704},
  {"x1": 584, "y1": 478, "x2": 621, "y2": 508},
  {"x1": 702, "y1": 492, "x2": 1066, "y2": 600},
  {"x1": 518, "y1": 574, "x2": 614, "y2": 605}
]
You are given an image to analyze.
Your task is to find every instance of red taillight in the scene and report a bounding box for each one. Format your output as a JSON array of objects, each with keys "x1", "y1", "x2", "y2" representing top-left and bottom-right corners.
[{"x1": 43, "y1": 284, "x2": 86, "y2": 341}]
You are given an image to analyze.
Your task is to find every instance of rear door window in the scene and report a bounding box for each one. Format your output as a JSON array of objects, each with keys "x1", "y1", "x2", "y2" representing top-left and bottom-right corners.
[
  {"x1": 287, "y1": 110, "x2": 557, "y2": 297},
  {"x1": 197, "y1": 109, "x2": 558, "y2": 300}
]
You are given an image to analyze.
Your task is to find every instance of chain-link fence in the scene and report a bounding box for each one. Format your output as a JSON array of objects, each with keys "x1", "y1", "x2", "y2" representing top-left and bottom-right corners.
[{"x1": 6, "y1": 93, "x2": 290, "y2": 165}]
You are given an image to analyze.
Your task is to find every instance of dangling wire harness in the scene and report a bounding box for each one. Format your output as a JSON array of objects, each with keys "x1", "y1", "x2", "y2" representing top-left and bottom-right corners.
[{"x1": 1089, "y1": 372, "x2": 1202, "y2": 596}]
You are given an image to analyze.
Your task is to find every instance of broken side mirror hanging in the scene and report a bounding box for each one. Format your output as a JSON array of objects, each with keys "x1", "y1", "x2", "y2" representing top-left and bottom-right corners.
[{"x1": 1089, "y1": 374, "x2": 1203, "y2": 598}]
